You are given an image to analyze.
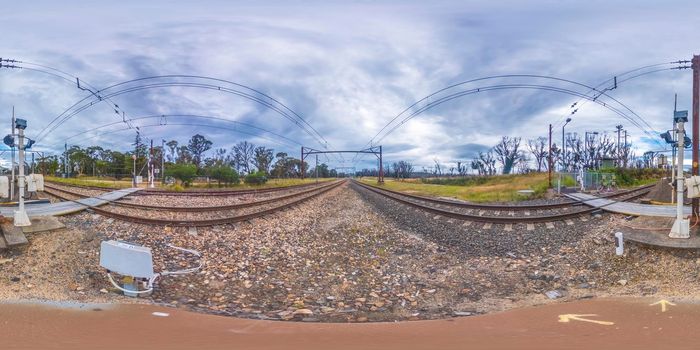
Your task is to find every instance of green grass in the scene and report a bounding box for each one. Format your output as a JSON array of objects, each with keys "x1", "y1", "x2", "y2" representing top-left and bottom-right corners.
[
  {"x1": 362, "y1": 173, "x2": 556, "y2": 202},
  {"x1": 187, "y1": 178, "x2": 334, "y2": 189},
  {"x1": 46, "y1": 176, "x2": 132, "y2": 189}
]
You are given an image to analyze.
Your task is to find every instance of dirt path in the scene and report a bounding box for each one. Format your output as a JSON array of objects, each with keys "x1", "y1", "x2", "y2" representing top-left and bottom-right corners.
[{"x1": 1, "y1": 297, "x2": 697, "y2": 350}]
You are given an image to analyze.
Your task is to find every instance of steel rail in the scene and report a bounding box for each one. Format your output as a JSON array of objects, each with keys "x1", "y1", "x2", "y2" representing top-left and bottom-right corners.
[
  {"x1": 44, "y1": 180, "x2": 340, "y2": 212},
  {"x1": 43, "y1": 180, "x2": 345, "y2": 227},
  {"x1": 352, "y1": 181, "x2": 652, "y2": 224},
  {"x1": 45, "y1": 179, "x2": 332, "y2": 196}
]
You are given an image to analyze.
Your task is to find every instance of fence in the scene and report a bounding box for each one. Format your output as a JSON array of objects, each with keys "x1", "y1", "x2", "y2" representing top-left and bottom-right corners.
[{"x1": 558, "y1": 171, "x2": 617, "y2": 192}]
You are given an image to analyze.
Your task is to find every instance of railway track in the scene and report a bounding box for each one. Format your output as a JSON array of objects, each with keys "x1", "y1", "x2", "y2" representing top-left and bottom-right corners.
[
  {"x1": 44, "y1": 180, "x2": 345, "y2": 226},
  {"x1": 44, "y1": 181, "x2": 340, "y2": 212},
  {"x1": 351, "y1": 180, "x2": 653, "y2": 224},
  {"x1": 45, "y1": 179, "x2": 332, "y2": 196}
]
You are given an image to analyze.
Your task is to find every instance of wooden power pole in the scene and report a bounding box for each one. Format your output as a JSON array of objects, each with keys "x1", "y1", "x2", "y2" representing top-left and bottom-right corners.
[{"x1": 548, "y1": 124, "x2": 553, "y2": 188}]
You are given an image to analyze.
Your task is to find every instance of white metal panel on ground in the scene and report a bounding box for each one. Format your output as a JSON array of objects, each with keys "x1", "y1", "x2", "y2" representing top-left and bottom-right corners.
[{"x1": 0, "y1": 187, "x2": 141, "y2": 217}]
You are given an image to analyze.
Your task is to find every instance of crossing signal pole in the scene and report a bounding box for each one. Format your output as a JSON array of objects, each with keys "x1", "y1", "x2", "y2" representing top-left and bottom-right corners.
[{"x1": 692, "y1": 55, "x2": 700, "y2": 220}]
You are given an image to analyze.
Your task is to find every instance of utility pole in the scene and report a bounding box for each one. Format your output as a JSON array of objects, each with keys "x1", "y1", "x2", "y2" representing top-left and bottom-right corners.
[
  {"x1": 10, "y1": 107, "x2": 15, "y2": 200},
  {"x1": 161, "y1": 139, "x2": 165, "y2": 185},
  {"x1": 562, "y1": 118, "x2": 571, "y2": 172},
  {"x1": 315, "y1": 154, "x2": 319, "y2": 183},
  {"x1": 616, "y1": 125, "x2": 623, "y2": 167},
  {"x1": 670, "y1": 112, "x2": 689, "y2": 238},
  {"x1": 623, "y1": 130, "x2": 628, "y2": 168},
  {"x1": 64, "y1": 143, "x2": 68, "y2": 177},
  {"x1": 148, "y1": 139, "x2": 154, "y2": 188},
  {"x1": 378, "y1": 145, "x2": 384, "y2": 184},
  {"x1": 672, "y1": 95, "x2": 678, "y2": 188},
  {"x1": 691, "y1": 55, "x2": 700, "y2": 219},
  {"x1": 300, "y1": 146, "x2": 304, "y2": 180},
  {"x1": 548, "y1": 124, "x2": 553, "y2": 188},
  {"x1": 132, "y1": 154, "x2": 137, "y2": 187},
  {"x1": 14, "y1": 118, "x2": 30, "y2": 227}
]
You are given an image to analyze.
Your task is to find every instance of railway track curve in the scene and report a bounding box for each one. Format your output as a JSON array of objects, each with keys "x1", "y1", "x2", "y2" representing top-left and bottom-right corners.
[
  {"x1": 44, "y1": 180, "x2": 345, "y2": 226},
  {"x1": 351, "y1": 180, "x2": 652, "y2": 224}
]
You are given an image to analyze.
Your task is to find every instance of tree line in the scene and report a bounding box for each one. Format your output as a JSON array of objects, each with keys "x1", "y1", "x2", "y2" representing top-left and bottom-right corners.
[
  {"x1": 34, "y1": 133, "x2": 346, "y2": 184},
  {"x1": 405, "y1": 132, "x2": 652, "y2": 178}
]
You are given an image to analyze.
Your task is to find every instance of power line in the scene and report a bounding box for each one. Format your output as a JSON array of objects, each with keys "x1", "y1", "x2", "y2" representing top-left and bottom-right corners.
[
  {"x1": 377, "y1": 84, "x2": 658, "y2": 145},
  {"x1": 32, "y1": 75, "x2": 329, "y2": 149},
  {"x1": 64, "y1": 114, "x2": 301, "y2": 147},
  {"x1": 72, "y1": 122, "x2": 297, "y2": 148},
  {"x1": 3, "y1": 60, "x2": 336, "y2": 160},
  {"x1": 351, "y1": 82, "x2": 665, "y2": 168},
  {"x1": 551, "y1": 61, "x2": 686, "y2": 128}
]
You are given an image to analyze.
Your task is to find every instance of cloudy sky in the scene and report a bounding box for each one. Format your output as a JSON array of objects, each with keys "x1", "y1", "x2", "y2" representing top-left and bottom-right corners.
[{"x1": 1, "y1": 0, "x2": 699, "y2": 170}]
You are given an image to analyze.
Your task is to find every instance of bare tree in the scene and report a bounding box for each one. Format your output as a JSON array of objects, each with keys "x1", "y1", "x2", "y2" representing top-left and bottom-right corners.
[
  {"x1": 527, "y1": 137, "x2": 548, "y2": 172},
  {"x1": 433, "y1": 158, "x2": 443, "y2": 177},
  {"x1": 456, "y1": 161, "x2": 468, "y2": 176},
  {"x1": 232, "y1": 141, "x2": 255, "y2": 174},
  {"x1": 213, "y1": 148, "x2": 227, "y2": 166},
  {"x1": 493, "y1": 136, "x2": 522, "y2": 174},
  {"x1": 470, "y1": 150, "x2": 497, "y2": 176},
  {"x1": 390, "y1": 161, "x2": 414, "y2": 180}
]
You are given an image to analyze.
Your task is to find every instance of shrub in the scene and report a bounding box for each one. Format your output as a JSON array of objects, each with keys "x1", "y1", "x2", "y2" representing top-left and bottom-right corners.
[
  {"x1": 207, "y1": 165, "x2": 240, "y2": 186},
  {"x1": 168, "y1": 184, "x2": 185, "y2": 192},
  {"x1": 165, "y1": 164, "x2": 197, "y2": 186},
  {"x1": 244, "y1": 171, "x2": 268, "y2": 185},
  {"x1": 599, "y1": 167, "x2": 665, "y2": 186}
]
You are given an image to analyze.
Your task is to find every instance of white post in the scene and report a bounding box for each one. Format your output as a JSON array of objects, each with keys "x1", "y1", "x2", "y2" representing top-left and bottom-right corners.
[
  {"x1": 10, "y1": 111, "x2": 15, "y2": 200},
  {"x1": 14, "y1": 120, "x2": 30, "y2": 227},
  {"x1": 670, "y1": 121, "x2": 690, "y2": 238},
  {"x1": 132, "y1": 155, "x2": 137, "y2": 188},
  {"x1": 671, "y1": 146, "x2": 676, "y2": 204}
]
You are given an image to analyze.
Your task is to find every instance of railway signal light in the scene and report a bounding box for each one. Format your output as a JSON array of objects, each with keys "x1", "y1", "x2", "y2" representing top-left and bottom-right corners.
[
  {"x1": 660, "y1": 131, "x2": 673, "y2": 144},
  {"x1": 3, "y1": 134, "x2": 14, "y2": 148}
]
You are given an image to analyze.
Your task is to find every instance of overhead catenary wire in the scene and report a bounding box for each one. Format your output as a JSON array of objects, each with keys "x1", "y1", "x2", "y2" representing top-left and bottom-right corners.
[
  {"x1": 33, "y1": 81, "x2": 340, "y2": 161},
  {"x1": 9, "y1": 61, "x2": 142, "y2": 132},
  {"x1": 3, "y1": 60, "x2": 339, "y2": 162},
  {"x1": 33, "y1": 75, "x2": 330, "y2": 150},
  {"x1": 369, "y1": 74, "x2": 663, "y2": 147},
  {"x1": 71, "y1": 122, "x2": 299, "y2": 148},
  {"x1": 353, "y1": 63, "x2": 690, "y2": 168},
  {"x1": 550, "y1": 61, "x2": 687, "y2": 128},
  {"x1": 376, "y1": 84, "x2": 657, "y2": 146},
  {"x1": 63, "y1": 114, "x2": 302, "y2": 146},
  {"x1": 35, "y1": 81, "x2": 343, "y2": 163},
  {"x1": 352, "y1": 82, "x2": 665, "y2": 168}
]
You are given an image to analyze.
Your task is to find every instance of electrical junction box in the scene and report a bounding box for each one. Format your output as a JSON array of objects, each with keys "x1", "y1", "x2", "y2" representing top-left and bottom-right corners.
[
  {"x1": 27, "y1": 174, "x2": 44, "y2": 191},
  {"x1": 27, "y1": 175, "x2": 37, "y2": 193},
  {"x1": 0, "y1": 176, "x2": 8, "y2": 198},
  {"x1": 688, "y1": 176, "x2": 700, "y2": 199},
  {"x1": 99, "y1": 240, "x2": 154, "y2": 279}
]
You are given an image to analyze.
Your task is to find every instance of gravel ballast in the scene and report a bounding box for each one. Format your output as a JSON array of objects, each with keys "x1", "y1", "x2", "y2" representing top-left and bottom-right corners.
[{"x1": 2, "y1": 181, "x2": 700, "y2": 323}]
